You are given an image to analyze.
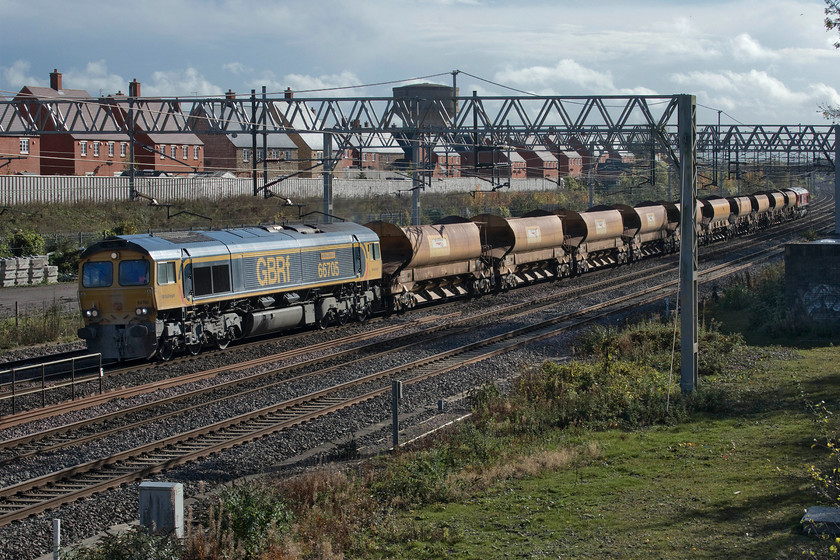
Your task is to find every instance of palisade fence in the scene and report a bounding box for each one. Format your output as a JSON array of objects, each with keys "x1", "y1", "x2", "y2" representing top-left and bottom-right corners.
[{"x1": 0, "y1": 175, "x2": 562, "y2": 205}]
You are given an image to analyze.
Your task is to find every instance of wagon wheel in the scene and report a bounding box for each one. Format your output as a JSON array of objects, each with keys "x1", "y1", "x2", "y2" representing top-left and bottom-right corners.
[{"x1": 157, "y1": 338, "x2": 176, "y2": 361}]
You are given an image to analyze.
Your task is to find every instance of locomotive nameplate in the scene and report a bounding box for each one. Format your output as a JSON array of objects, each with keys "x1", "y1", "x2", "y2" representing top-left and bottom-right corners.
[{"x1": 320, "y1": 251, "x2": 336, "y2": 260}]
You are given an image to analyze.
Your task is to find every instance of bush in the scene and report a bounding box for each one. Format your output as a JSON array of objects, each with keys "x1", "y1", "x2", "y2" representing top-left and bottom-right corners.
[
  {"x1": 577, "y1": 318, "x2": 743, "y2": 377},
  {"x1": 7, "y1": 229, "x2": 45, "y2": 256},
  {"x1": 212, "y1": 481, "x2": 293, "y2": 557},
  {"x1": 64, "y1": 527, "x2": 183, "y2": 560}
]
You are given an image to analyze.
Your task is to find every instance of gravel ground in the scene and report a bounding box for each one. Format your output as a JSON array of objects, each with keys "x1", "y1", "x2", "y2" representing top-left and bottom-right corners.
[{"x1": 0, "y1": 240, "x2": 792, "y2": 559}]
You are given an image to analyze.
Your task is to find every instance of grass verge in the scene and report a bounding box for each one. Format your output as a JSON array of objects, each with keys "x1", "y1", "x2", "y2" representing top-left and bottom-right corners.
[{"x1": 64, "y1": 271, "x2": 840, "y2": 559}]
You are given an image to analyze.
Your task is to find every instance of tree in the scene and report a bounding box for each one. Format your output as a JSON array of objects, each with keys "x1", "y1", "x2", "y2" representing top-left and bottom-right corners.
[{"x1": 821, "y1": 1, "x2": 840, "y2": 121}]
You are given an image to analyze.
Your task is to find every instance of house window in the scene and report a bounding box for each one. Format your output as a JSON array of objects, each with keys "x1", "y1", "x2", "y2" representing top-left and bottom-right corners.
[
  {"x1": 193, "y1": 146, "x2": 199, "y2": 160},
  {"x1": 80, "y1": 141, "x2": 87, "y2": 156},
  {"x1": 159, "y1": 145, "x2": 165, "y2": 159},
  {"x1": 182, "y1": 145, "x2": 188, "y2": 159},
  {"x1": 243, "y1": 149, "x2": 250, "y2": 162},
  {"x1": 19, "y1": 138, "x2": 29, "y2": 154},
  {"x1": 170, "y1": 145, "x2": 177, "y2": 159},
  {"x1": 92, "y1": 142, "x2": 100, "y2": 157},
  {"x1": 108, "y1": 142, "x2": 114, "y2": 157},
  {"x1": 270, "y1": 149, "x2": 278, "y2": 160},
  {"x1": 285, "y1": 150, "x2": 291, "y2": 160},
  {"x1": 120, "y1": 143, "x2": 127, "y2": 157}
]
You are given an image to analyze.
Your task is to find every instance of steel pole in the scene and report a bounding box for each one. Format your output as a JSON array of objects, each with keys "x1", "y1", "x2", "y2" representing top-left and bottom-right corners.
[
  {"x1": 323, "y1": 133, "x2": 333, "y2": 222},
  {"x1": 835, "y1": 125, "x2": 839, "y2": 235},
  {"x1": 679, "y1": 94, "x2": 698, "y2": 393},
  {"x1": 251, "y1": 90, "x2": 257, "y2": 196}
]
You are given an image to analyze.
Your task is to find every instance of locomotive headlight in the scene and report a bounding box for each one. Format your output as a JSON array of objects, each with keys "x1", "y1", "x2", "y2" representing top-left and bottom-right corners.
[
  {"x1": 135, "y1": 307, "x2": 149, "y2": 316},
  {"x1": 85, "y1": 308, "x2": 99, "y2": 318},
  {"x1": 111, "y1": 252, "x2": 120, "y2": 260}
]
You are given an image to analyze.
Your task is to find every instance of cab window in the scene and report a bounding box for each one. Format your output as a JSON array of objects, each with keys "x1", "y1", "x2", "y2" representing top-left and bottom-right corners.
[
  {"x1": 370, "y1": 242, "x2": 381, "y2": 260},
  {"x1": 82, "y1": 261, "x2": 113, "y2": 288},
  {"x1": 119, "y1": 259, "x2": 150, "y2": 286},
  {"x1": 157, "y1": 262, "x2": 176, "y2": 285}
]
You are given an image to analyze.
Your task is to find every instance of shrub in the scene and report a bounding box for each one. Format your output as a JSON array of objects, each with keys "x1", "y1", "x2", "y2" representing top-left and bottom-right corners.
[
  {"x1": 218, "y1": 481, "x2": 292, "y2": 556},
  {"x1": 7, "y1": 229, "x2": 45, "y2": 256},
  {"x1": 64, "y1": 527, "x2": 183, "y2": 560}
]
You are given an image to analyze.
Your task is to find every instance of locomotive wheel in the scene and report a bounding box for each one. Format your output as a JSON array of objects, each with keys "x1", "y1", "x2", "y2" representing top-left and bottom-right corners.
[
  {"x1": 319, "y1": 309, "x2": 335, "y2": 330},
  {"x1": 157, "y1": 338, "x2": 176, "y2": 361},
  {"x1": 356, "y1": 304, "x2": 370, "y2": 323},
  {"x1": 187, "y1": 340, "x2": 202, "y2": 356},
  {"x1": 337, "y1": 309, "x2": 349, "y2": 326},
  {"x1": 214, "y1": 334, "x2": 230, "y2": 350}
]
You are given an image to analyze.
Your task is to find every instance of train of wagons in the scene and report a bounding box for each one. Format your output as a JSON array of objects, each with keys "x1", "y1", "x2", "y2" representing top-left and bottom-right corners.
[{"x1": 77, "y1": 187, "x2": 810, "y2": 361}]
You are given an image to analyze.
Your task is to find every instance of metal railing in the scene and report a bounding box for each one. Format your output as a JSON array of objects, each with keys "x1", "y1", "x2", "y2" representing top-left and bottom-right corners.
[{"x1": 0, "y1": 353, "x2": 103, "y2": 416}]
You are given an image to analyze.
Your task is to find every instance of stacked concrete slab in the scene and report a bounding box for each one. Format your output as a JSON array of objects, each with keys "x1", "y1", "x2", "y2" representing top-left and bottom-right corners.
[{"x1": 0, "y1": 256, "x2": 58, "y2": 287}]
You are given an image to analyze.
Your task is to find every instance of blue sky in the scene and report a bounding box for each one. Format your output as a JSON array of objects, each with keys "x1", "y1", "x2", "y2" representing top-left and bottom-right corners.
[{"x1": 2, "y1": 0, "x2": 839, "y2": 126}]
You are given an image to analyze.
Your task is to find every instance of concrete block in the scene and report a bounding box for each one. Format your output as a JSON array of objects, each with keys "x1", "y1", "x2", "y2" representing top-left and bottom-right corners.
[
  {"x1": 802, "y1": 506, "x2": 840, "y2": 536},
  {"x1": 139, "y1": 481, "x2": 184, "y2": 537}
]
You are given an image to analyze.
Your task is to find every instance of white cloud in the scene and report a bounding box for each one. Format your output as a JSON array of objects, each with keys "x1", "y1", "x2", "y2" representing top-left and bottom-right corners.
[
  {"x1": 222, "y1": 62, "x2": 250, "y2": 76},
  {"x1": 63, "y1": 61, "x2": 127, "y2": 96},
  {"x1": 144, "y1": 68, "x2": 224, "y2": 97},
  {"x1": 256, "y1": 71, "x2": 366, "y2": 97},
  {"x1": 730, "y1": 33, "x2": 779, "y2": 62},
  {"x1": 1, "y1": 60, "x2": 42, "y2": 93},
  {"x1": 496, "y1": 60, "x2": 617, "y2": 93}
]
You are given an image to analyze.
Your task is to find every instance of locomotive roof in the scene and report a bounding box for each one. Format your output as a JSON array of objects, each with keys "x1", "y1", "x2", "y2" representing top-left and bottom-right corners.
[{"x1": 82, "y1": 221, "x2": 379, "y2": 261}]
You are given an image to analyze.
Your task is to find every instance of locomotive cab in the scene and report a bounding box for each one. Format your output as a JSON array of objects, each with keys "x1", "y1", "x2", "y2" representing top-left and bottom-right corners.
[{"x1": 77, "y1": 244, "x2": 158, "y2": 361}]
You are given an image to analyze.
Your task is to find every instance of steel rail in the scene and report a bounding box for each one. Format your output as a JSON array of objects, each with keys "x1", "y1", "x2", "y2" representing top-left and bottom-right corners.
[{"x1": 0, "y1": 226, "x2": 814, "y2": 525}]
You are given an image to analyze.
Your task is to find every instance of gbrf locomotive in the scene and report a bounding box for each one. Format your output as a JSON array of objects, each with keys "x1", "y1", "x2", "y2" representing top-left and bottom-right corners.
[{"x1": 77, "y1": 186, "x2": 809, "y2": 361}]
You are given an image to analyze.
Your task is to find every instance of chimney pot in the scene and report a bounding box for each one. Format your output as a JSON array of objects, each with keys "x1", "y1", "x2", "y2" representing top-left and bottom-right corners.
[
  {"x1": 225, "y1": 89, "x2": 236, "y2": 100},
  {"x1": 284, "y1": 87, "x2": 293, "y2": 100},
  {"x1": 129, "y1": 79, "x2": 141, "y2": 98}
]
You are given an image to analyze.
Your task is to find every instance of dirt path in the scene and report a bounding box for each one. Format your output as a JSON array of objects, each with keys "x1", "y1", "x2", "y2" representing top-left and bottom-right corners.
[{"x1": 0, "y1": 282, "x2": 78, "y2": 318}]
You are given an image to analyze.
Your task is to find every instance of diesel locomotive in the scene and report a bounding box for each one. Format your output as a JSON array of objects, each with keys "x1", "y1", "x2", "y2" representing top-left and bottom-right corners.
[{"x1": 77, "y1": 187, "x2": 809, "y2": 361}]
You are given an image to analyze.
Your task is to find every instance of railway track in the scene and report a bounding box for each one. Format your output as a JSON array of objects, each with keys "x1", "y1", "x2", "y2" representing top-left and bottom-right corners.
[
  {"x1": 0, "y1": 213, "x2": 823, "y2": 526},
  {"x1": 1, "y1": 194, "x2": 830, "y2": 420}
]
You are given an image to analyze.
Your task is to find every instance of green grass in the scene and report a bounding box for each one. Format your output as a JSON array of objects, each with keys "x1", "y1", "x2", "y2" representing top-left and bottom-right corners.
[{"x1": 373, "y1": 347, "x2": 840, "y2": 559}]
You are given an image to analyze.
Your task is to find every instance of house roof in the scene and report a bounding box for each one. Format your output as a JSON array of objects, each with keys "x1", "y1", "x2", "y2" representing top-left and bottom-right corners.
[
  {"x1": 16, "y1": 86, "x2": 128, "y2": 141},
  {"x1": 0, "y1": 98, "x2": 34, "y2": 135},
  {"x1": 108, "y1": 96, "x2": 202, "y2": 145}
]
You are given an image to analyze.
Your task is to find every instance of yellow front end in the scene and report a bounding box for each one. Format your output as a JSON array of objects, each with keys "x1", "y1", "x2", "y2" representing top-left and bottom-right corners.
[{"x1": 77, "y1": 248, "x2": 158, "y2": 361}]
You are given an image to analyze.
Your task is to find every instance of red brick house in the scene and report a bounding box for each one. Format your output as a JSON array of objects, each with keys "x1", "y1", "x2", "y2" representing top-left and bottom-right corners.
[
  {"x1": 0, "y1": 100, "x2": 40, "y2": 175},
  {"x1": 189, "y1": 90, "x2": 325, "y2": 179},
  {"x1": 15, "y1": 70, "x2": 130, "y2": 176},
  {"x1": 514, "y1": 139, "x2": 559, "y2": 180},
  {"x1": 106, "y1": 79, "x2": 204, "y2": 176}
]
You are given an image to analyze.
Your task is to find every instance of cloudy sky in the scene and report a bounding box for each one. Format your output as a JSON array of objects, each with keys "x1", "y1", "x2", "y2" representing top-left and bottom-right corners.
[{"x1": 2, "y1": 0, "x2": 839, "y2": 126}]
